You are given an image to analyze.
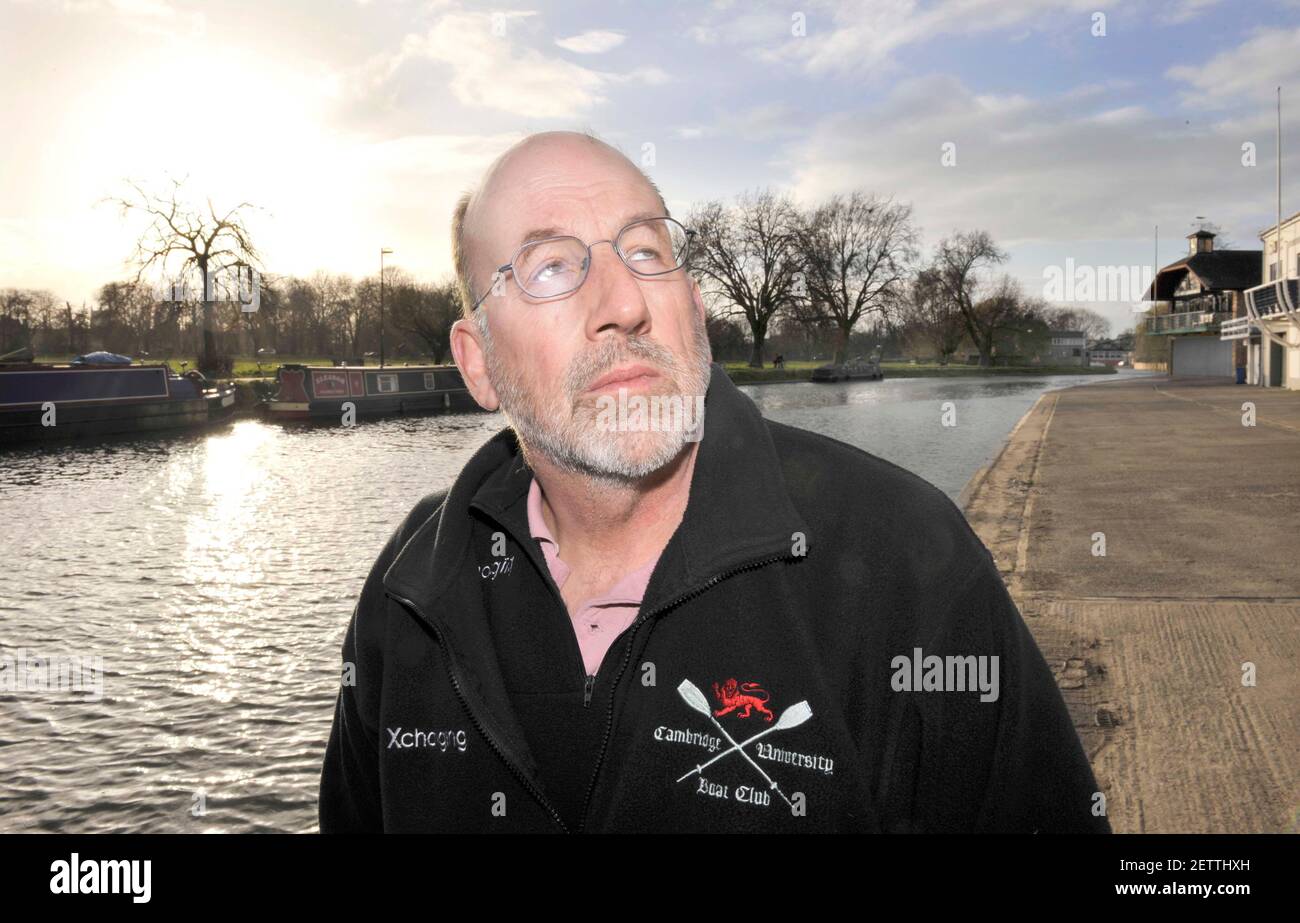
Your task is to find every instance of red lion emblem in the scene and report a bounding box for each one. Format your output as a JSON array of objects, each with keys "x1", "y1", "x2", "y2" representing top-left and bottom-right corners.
[{"x1": 712, "y1": 678, "x2": 774, "y2": 722}]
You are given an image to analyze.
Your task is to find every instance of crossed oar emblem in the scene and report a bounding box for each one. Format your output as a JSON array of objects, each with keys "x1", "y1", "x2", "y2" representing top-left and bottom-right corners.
[{"x1": 674, "y1": 679, "x2": 812, "y2": 808}]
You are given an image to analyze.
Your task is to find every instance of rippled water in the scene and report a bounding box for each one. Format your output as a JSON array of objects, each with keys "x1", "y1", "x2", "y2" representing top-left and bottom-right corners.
[{"x1": 0, "y1": 370, "x2": 1143, "y2": 832}]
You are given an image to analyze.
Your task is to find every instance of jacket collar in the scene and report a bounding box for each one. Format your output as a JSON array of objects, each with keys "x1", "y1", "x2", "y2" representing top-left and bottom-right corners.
[{"x1": 382, "y1": 361, "x2": 807, "y2": 619}]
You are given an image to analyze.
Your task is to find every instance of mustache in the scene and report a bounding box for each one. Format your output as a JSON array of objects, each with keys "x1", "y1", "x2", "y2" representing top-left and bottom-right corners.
[{"x1": 565, "y1": 336, "x2": 684, "y2": 398}]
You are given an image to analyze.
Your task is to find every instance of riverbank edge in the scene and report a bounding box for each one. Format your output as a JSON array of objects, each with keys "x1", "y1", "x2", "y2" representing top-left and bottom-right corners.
[
  {"x1": 226, "y1": 364, "x2": 1118, "y2": 414},
  {"x1": 957, "y1": 390, "x2": 1050, "y2": 516}
]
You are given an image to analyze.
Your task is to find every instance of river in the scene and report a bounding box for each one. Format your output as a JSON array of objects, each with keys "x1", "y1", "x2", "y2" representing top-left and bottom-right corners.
[{"x1": 0, "y1": 369, "x2": 1147, "y2": 832}]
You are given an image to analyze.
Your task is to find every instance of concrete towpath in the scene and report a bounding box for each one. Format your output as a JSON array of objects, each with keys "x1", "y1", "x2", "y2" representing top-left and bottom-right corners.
[{"x1": 961, "y1": 376, "x2": 1300, "y2": 833}]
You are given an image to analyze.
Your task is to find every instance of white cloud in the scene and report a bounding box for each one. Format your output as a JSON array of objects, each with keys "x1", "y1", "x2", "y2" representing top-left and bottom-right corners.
[
  {"x1": 604, "y1": 65, "x2": 671, "y2": 86},
  {"x1": 784, "y1": 72, "x2": 1298, "y2": 252},
  {"x1": 1158, "y1": 0, "x2": 1224, "y2": 25},
  {"x1": 691, "y1": 0, "x2": 1103, "y2": 76},
  {"x1": 555, "y1": 29, "x2": 626, "y2": 54},
  {"x1": 1167, "y1": 26, "x2": 1300, "y2": 105},
  {"x1": 49, "y1": 0, "x2": 207, "y2": 37},
  {"x1": 349, "y1": 12, "x2": 664, "y2": 120}
]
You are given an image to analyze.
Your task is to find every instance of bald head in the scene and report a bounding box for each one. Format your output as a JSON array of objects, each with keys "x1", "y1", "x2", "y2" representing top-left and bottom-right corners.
[{"x1": 451, "y1": 131, "x2": 668, "y2": 319}]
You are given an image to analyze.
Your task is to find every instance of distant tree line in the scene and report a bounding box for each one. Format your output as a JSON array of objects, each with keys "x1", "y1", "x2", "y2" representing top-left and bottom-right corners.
[
  {"x1": 689, "y1": 190, "x2": 1111, "y2": 367},
  {"x1": 1, "y1": 180, "x2": 1112, "y2": 372},
  {"x1": 0, "y1": 272, "x2": 461, "y2": 369}
]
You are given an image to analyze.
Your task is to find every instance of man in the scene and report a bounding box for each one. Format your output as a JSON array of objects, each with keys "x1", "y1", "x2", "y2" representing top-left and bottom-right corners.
[{"x1": 318, "y1": 131, "x2": 1109, "y2": 833}]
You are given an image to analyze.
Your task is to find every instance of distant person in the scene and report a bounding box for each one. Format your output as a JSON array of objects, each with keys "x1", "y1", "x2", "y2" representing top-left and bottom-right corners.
[
  {"x1": 774, "y1": 353, "x2": 785, "y2": 369},
  {"x1": 318, "y1": 131, "x2": 1108, "y2": 834}
]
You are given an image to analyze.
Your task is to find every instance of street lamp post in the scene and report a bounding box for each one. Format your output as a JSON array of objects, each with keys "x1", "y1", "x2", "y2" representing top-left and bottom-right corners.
[{"x1": 379, "y1": 247, "x2": 393, "y2": 368}]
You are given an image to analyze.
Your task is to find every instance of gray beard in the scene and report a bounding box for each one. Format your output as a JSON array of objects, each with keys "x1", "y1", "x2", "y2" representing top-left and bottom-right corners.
[{"x1": 478, "y1": 310, "x2": 712, "y2": 485}]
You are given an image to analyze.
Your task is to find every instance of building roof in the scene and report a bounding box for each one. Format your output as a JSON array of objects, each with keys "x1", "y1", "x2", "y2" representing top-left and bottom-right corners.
[
  {"x1": 1258, "y1": 208, "x2": 1300, "y2": 239},
  {"x1": 1049, "y1": 329, "x2": 1085, "y2": 337},
  {"x1": 1144, "y1": 249, "x2": 1262, "y2": 300}
]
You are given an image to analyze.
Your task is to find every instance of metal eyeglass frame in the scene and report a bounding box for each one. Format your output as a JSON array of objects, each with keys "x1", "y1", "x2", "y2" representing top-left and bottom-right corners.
[{"x1": 470, "y1": 216, "x2": 695, "y2": 312}]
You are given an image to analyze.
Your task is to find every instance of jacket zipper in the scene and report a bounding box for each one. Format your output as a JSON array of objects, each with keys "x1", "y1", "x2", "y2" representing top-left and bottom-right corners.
[
  {"x1": 385, "y1": 589, "x2": 570, "y2": 834},
  {"x1": 512, "y1": 524, "x2": 595, "y2": 706},
  {"x1": 576, "y1": 551, "x2": 792, "y2": 833}
]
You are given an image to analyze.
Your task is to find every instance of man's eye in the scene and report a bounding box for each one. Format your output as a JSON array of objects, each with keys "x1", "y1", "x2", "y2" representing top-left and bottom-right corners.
[
  {"x1": 627, "y1": 247, "x2": 660, "y2": 262},
  {"x1": 532, "y1": 260, "x2": 571, "y2": 282}
]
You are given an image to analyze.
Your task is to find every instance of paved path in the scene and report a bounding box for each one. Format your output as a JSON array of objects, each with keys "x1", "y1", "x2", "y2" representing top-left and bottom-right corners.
[{"x1": 961, "y1": 377, "x2": 1300, "y2": 833}]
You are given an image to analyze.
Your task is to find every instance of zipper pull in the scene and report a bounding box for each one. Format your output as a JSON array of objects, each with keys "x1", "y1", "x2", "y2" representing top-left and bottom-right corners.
[{"x1": 583, "y1": 674, "x2": 595, "y2": 708}]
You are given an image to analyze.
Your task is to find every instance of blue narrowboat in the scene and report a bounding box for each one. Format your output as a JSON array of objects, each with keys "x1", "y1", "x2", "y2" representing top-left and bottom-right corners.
[{"x1": 0, "y1": 352, "x2": 236, "y2": 445}]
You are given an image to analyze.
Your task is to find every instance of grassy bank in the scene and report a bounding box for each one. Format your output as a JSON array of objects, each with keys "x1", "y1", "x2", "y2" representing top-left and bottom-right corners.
[{"x1": 724, "y1": 361, "x2": 1117, "y2": 383}]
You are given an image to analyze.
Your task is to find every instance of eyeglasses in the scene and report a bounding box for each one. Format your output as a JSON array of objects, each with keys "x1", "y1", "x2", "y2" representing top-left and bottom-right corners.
[{"x1": 471, "y1": 216, "x2": 694, "y2": 312}]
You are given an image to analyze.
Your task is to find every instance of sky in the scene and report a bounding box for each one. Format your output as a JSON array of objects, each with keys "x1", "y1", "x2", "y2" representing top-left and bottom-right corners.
[{"x1": 3, "y1": 0, "x2": 1300, "y2": 335}]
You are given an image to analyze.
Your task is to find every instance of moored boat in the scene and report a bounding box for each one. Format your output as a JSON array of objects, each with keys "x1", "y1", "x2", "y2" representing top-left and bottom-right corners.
[
  {"x1": 811, "y1": 353, "x2": 885, "y2": 383},
  {"x1": 0, "y1": 351, "x2": 236, "y2": 446},
  {"x1": 262, "y1": 363, "x2": 481, "y2": 421}
]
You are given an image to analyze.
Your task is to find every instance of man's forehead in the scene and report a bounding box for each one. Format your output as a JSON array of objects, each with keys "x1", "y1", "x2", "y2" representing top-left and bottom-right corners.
[{"x1": 467, "y1": 136, "x2": 665, "y2": 247}]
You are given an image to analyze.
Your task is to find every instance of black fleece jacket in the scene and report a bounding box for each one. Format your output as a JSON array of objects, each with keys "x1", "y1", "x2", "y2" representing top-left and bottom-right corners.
[{"x1": 318, "y1": 363, "x2": 1110, "y2": 833}]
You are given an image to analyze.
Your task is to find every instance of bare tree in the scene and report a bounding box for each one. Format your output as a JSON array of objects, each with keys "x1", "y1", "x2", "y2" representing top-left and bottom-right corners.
[
  {"x1": 108, "y1": 177, "x2": 261, "y2": 375},
  {"x1": 1041, "y1": 304, "x2": 1110, "y2": 343},
  {"x1": 1, "y1": 289, "x2": 34, "y2": 353},
  {"x1": 934, "y1": 230, "x2": 1009, "y2": 367},
  {"x1": 388, "y1": 276, "x2": 461, "y2": 364},
  {"x1": 898, "y1": 267, "x2": 964, "y2": 364},
  {"x1": 970, "y1": 275, "x2": 1045, "y2": 364},
  {"x1": 687, "y1": 190, "x2": 804, "y2": 368},
  {"x1": 333, "y1": 273, "x2": 368, "y2": 358},
  {"x1": 93, "y1": 281, "x2": 159, "y2": 354},
  {"x1": 282, "y1": 276, "x2": 324, "y2": 355},
  {"x1": 795, "y1": 192, "x2": 918, "y2": 366}
]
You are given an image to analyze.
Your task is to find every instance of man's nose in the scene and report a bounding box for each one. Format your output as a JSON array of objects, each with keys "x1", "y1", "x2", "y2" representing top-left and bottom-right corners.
[{"x1": 582, "y1": 241, "x2": 653, "y2": 338}]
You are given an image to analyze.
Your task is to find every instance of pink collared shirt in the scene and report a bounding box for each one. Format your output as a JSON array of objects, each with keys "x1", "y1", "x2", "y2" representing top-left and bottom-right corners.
[{"x1": 526, "y1": 476, "x2": 660, "y2": 676}]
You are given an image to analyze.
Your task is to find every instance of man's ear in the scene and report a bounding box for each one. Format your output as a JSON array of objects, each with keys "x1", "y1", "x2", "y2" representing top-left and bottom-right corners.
[
  {"x1": 450, "y1": 316, "x2": 501, "y2": 412},
  {"x1": 690, "y1": 277, "x2": 712, "y2": 359},
  {"x1": 689, "y1": 277, "x2": 704, "y2": 324}
]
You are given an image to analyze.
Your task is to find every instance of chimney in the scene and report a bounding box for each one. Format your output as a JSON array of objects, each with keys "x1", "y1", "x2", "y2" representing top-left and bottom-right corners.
[{"x1": 1187, "y1": 228, "x2": 1215, "y2": 255}]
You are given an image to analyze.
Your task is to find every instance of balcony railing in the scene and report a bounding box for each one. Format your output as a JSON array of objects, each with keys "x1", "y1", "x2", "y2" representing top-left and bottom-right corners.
[
  {"x1": 1244, "y1": 279, "x2": 1300, "y2": 318},
  {"x1": 1142, "y1": 310, "x2": 1232, "y2": 335},
  {"x1": 1220, "y1": 317, "x2": 1251, "y2": 341}
]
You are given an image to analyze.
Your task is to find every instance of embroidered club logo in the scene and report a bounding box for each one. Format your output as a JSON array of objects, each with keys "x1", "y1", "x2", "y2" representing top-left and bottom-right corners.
[{"x1": 674, "y1": 678, "x2": 812, "y2": 809}]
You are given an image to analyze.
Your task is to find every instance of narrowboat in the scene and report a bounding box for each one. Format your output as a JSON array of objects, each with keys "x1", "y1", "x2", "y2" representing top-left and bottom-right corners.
[
  {"x1": 262, "y1": 363, "x2": 481, "y2": 421},
  {"x1": 0, "y1": 350, "x2": 237, "y2": 445}
]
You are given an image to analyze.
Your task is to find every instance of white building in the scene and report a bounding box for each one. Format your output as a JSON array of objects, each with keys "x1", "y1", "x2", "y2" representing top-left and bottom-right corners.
[
  {"x1": 1047, "y1": 330, "x2": 1088, "y2": 365},
  {"x1": 1225, "y1": 211, "x2": 1300, "y2": 389}
]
